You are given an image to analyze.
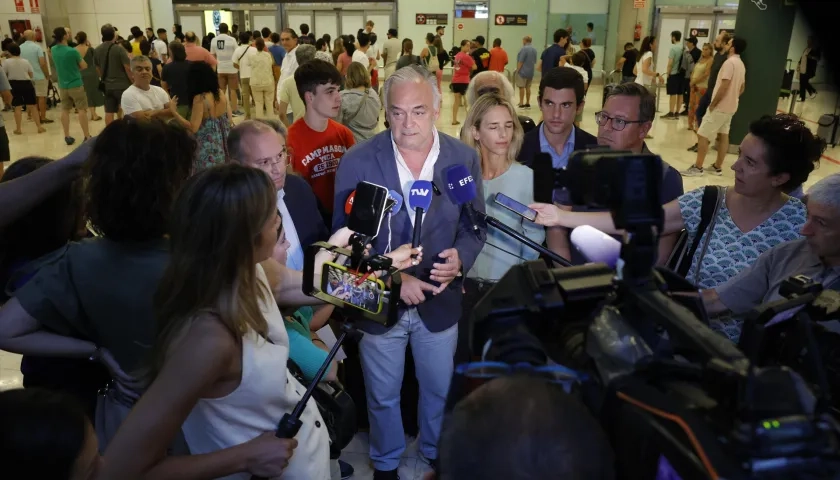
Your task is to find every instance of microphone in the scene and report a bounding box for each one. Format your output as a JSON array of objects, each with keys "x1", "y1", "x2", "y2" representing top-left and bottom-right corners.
[
  {"x1": 344, "y1": 190, "x2": 356, "y2": 215},
  {"x1": 387, "y1": 189, "x2": 403, "y2": 214},
  {"x1": 532, "y1": 153, "x2": 556, "y2": 204},
  {"x1": 569, "y1": 226, "x2": 621, "y2": 268},
  {"x1": 444, "y1": 164, "x2": 480, "y2": 233},
  {"x1": 407, "y1": 180, "x2": 433, "y2": 255}
]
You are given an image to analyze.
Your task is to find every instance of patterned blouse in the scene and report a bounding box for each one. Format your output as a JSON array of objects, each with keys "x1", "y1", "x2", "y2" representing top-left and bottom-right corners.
[{"x1": 678, "y1": 187, "x2": 806, "y2": 340}]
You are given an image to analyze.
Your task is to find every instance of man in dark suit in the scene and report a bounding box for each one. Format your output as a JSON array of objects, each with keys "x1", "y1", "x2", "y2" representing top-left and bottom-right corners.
[
  {"x1": 517, "y1": 67, "x2": 598, "y2": 261},
  {"x1": 228, "y1": 120, "x2": 330, "y2": 266},
  {"x1": 332, "y1": 65, "x2": 486, "y2": 480}
]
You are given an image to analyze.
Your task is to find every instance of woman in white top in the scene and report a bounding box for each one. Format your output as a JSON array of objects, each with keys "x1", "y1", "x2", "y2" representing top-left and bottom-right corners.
[
  {"x1": 101, "y1": 165, "x2": 421, "y2": 479},
  {"x1": 634, "y1": 36, "x2": 661, "y2": 88},
  {"x1": 246, "y1": 38, "x2": 276, "y2": 120}
]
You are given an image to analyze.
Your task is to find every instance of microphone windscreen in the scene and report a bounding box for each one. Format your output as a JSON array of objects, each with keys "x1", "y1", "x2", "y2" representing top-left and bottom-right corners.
[
  {"x1": 570, "y1": 225, "x2": 621, "y2": 268},
  {"x1": 407, "y1": 180, "x2": 434, "y2": 212},
  {"x1": 344, "y1": 190, "x2": 356, "y2": 215},
  {"x1": 388, "y1": 189, "x2": 404, "y2": 213},
  {"x1": 444, "y1": 164, "x2": 477, "y2": 204},
  {"x1": 532, "y1": 153, "x2": 555, "y2": 204}
]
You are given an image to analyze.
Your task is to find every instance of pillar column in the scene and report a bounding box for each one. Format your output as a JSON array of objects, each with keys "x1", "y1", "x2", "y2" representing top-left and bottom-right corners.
[{"x1": 727, "y1": 0, "x2": 797, "y2": 146}]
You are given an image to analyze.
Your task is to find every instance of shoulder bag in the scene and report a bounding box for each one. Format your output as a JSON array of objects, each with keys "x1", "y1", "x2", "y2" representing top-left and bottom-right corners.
[
  {"x1": 97, "y1": 43, "x2": 114, "y2": 93},
  {"x1": 667, "y1": 185, "x2": 724, "y2": 280}
]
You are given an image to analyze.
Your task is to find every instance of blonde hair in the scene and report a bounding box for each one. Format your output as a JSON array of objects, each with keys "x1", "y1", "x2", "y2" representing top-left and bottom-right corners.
[
  {"x1": 149, "y1": 165, "x2": 276, "y2": 381},
  {"x1": 345, "y1": 62, "x2": 371, "y2": 89},
  {"x1": 460, "y1": 94, "x2": 523, "y2": 169}
]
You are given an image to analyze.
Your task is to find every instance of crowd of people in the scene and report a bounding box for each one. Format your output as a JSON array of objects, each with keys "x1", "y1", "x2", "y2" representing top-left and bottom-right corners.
[{"x1": 0, "y1": 16, "x2": 838, "y2": 480}]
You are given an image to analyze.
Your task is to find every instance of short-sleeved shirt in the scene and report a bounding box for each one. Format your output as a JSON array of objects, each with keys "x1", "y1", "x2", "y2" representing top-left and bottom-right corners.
[
  {"x1": 162, "y1": 60, "x2": 191, "y2": 106},
  {"x1": 288, "y1": 118, "x2": 356, "y2": 213},
  {"x1": 565, "y1": 64, "x2": 589, "y2": 84},
  {"x1": 0, "y1": 69, "x2": 10, "y2": 128},
  {"x1": 678, "y1": 187, "x2": 806, "y2": 290},
  {"x1": 14, "y1": 238, "x2": 170, "y2": 372},
  {"x1": 50, "y1": 44, "x2": 83, "y2": 89},
  {"x1": 247, "y1": 51, "x2": 276, "y2": 88},
  {"x1": 668, "y1": 44, "x2": 683, "y2": 75},
  {"x1": 488, "y1": 47, "x2": 508, "y2": 72},
  {"x1": 540, "y1": 44, "x2": 565, "y2": 72},
  {"x1": 622, "y1": 50, "x2": 637, "y2": 77},
  {"x1": 184, "y1": 43, "x2": 218, "y2": 67},
  {"x1": 706, "y1": 52, "x2": 728, "y2": 91},
  {"x1": 717, "y1": 238, "x2": 840, "y2": 316},
  {"x1": 268, "y1": 44, "x2": 286, "y2": 66},
  {"x1": 19, "y1": 41, "x2": 46, "y2": 81},
  {"x1": 382, "y1": 37, "x2": 401, "y2": 67},
  {"x1": 278, "y1": 77, "x2": 305, "y2": 121},
  {"x1": 711, "y1": 54, "x2": 745, "y2": 113},
  {"x1": 93, "y1": 41, "x2": 131, "y2": 91},
  {"x1": 232, "y1": 44, "x2": 256, "y2": 77},
  {"x1": 284, "y1": 306, "x2": 329, "y2": 383},
  {"x1": 210, "y1": 33, "x2": 238, "y2": 74},
  {"x1": 516, "y1": 44, "x2": 538, "y2": 78},
  {"x1": 3, "y1": 57, "x2": 33, "y2": 81},
  {"x1": 351, "y1": 49, "x2": 370, "y2": 67},
  {"x1": 472, "y1": 47, "x2": 490, "y2": 74},
  {"x1": 120, "y1": 84, "x2": 170, "y2": 115},
  {"x1": 452, "y1": 51, "x2": 475, "y2": 84},
  {"x1": 153, "y1": 39, "x2": 168, "y2": 59}
]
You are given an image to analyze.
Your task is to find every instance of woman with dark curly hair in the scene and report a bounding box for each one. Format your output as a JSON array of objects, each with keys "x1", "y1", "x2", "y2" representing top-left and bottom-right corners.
[{"x1": 0, "y1": 118, "x2": 196, "y2": 447}]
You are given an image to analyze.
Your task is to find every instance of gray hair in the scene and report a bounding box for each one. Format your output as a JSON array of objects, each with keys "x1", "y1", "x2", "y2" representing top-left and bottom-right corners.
[
  {"x1": 603, "y1": 83, "x2": 656, "y2": 123},
  {"x1": 805, "y1": 173, "x2": 840, "y2": 211},
  {"x1": 383, "y1": 65, "x2": 441, "y2": 112},
  {"x1": 227, "y1": 120, "x2": 280, "y2": 163},
  {"x1": 296, "y1": 44, "x2": 317, "y2": 64},
  {"x1": 466, "y1": 71, "x2": 516, "y2": 107},
  {"x1": 130, "y1": 55, "x2": 151, "y2": 68}
]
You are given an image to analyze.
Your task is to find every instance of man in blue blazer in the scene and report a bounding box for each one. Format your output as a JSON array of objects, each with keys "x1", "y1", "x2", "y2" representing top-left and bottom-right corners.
[
  {"x1": 228, "y1": 120, "x2": 330, "y2": 268},
  {"x1": 332, "y1": 66, "x2": 486, "y2": 480}
]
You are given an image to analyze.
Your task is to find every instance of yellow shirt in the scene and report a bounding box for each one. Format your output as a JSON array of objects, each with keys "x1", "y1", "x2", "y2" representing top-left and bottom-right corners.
[{"x1": 131, "y1": 40, "x2": 142, "y2": 57}]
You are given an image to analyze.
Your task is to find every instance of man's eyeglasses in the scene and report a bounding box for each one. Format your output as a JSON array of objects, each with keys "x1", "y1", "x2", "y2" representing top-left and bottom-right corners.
[
  {"x1": 255, "y1": 148, "x2": 291, "y2": 169},
  {"x1": 594, "y1": 111, "x2": 646, "y2": 131}
]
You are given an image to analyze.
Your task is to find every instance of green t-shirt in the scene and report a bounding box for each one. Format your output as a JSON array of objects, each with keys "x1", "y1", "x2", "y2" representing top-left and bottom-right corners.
[
  {"x1": 50, "y1": 44, "x2": 83, "y2": 89},
  {"x1": 668, "y1": 44, "x2": 683, "y2": 75}
]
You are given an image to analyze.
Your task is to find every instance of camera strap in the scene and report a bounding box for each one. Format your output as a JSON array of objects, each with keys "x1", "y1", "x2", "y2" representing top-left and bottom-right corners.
[{"x1": 675, "y1": 186, "x2": 722, "y2": 278}]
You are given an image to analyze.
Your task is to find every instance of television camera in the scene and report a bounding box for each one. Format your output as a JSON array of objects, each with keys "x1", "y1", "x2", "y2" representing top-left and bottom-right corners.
[{"x1": 461, "y1": 150, "x2": 840, "y2": 480}]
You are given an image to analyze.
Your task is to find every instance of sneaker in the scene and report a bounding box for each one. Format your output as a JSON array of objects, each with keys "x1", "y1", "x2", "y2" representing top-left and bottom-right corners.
[
  {"x1": 517, "y1": 104, "x2": 525, "y2": 108},
  {"x1": 687, "y1": 143, "x2": 698, "y2": 152},
  {"x1": 64, "y1": 136, "x2": 75, "y2": 146},
  {"x1": 232, "y1": 110, "x2": 245, "y2": 117},
  {"x1": 373, "y1": 468, "x2": 399, "y2": 480},
  {"x1": 339, "y1": 459, "x2": 354, "y2": 479},
  {"x1": 809, "y1": 91, "x2": 817, "y2": 100},
  {"x1": 524, "y1": 103, "x2": 531, "y2": 109},
  {"x1": 679, "y1": 109, "x2": 689, "y2": 116},
  {"x1": 681, "y1": 165, "x2": 704, "y2": 177},
  {"x1": 710, "y1": 165, "x2": 723, "y2": 176},
  {"x1": 660, "y1": 112, "x2": 675, "y2": 119},
  {"x1": 41, "y1": 118, "x2": 54, "y2": 124}
]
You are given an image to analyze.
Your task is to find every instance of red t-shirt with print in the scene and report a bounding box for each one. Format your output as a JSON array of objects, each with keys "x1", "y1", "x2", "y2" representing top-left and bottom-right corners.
[{"x1": 288, "y1": 118, "x2": 356, "y2": 213}]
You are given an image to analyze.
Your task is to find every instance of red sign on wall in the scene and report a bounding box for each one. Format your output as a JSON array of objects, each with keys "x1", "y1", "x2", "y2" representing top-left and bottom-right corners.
[
  {"x1": 14, "y1": 0, "x2": 24, "y2": 13},
  {"x1": 29, "y1": 0, "x2": 40, "y2": 13},
  {"x1": 634, "y1": 0, "x2": 646, "y2": 8}
]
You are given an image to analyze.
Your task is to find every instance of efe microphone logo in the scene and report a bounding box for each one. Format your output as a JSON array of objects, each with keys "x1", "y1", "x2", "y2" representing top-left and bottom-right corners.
[{"x1": 447, "y1": 175, "x2": 474, "y2": 190}]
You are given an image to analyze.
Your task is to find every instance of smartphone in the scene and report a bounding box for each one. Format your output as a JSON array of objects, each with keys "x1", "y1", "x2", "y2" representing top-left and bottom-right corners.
[
  {"x1": 494, "y1": 193, "x2": 538, "y2": 222},
  {"x1": 347, "y1": 181, "x2": 389, "y2": 238},
  {"x1": 321, "y1": 261, "x2": 385, "y2": 315}
]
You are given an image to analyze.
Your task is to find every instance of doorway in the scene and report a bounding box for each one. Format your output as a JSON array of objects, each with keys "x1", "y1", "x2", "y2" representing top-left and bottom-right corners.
[
  {"x1": 653, "y1": 7, "x2": 737, "y2": 79},
  {"x1": 452, "y1": 1, "x2": 489, "y2": 46}
]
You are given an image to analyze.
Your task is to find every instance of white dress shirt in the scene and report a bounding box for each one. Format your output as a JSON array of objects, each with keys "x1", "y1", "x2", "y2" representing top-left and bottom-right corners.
[
  {"x1": 391, "y1": 129, "x2": 441, "y2": 228},
  {"x1": 277, "y1": 46, "x2": 299, "y2": 113},
  {"x1": 277, "y1": 189, "x2": 304, "y2": 271}
]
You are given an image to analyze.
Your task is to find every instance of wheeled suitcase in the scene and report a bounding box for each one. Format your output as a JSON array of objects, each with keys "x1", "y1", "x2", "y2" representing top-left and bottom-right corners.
[
  {"x1": 817, "y1": 114, "x2": 840, "y2": 147},
  {"x1": 780, "y1": 59, "x2": 795, "y2": 99}
]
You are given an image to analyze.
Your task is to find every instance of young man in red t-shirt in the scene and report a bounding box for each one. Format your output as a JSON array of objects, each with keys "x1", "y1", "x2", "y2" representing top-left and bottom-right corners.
[{"x1": 288, "y1": 59, "x2": 355, "y2": 223}]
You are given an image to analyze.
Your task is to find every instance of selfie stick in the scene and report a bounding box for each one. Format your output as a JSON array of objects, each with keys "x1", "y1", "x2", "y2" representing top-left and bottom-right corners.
[{"x1": 251, "y1": 322, "x2": 361, "y2": 480}]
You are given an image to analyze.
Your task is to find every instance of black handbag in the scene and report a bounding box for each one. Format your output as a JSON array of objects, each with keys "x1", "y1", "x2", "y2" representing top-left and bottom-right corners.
[
  {"x1": 666, "y1": 186, "x2": 722, "y2": 279},
  {"x1": 97, "y1": 43, "x2": 114, "y2": 93}
]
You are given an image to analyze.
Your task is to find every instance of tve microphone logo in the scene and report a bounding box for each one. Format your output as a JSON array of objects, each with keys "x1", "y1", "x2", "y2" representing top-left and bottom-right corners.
[{"x1": 410, "y1": 187, "x2": 431, "y2": 196}]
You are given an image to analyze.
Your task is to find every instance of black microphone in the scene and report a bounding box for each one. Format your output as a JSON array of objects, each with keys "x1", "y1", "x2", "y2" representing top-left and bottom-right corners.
[
  {"x1": 407, "y1": 180, "x2": 434, "y2": 256},
  {"x1": 532, "y1": 152, "x2": 557, "y2": 204},
  {"x1": 444, "y1": 165, "x2": 482, "y2": 234}
]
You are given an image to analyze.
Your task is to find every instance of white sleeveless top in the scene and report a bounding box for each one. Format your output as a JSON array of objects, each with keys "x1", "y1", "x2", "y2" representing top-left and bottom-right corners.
[
  {"x1": 635, "y1": 51, "x2": 655, "y2": 86},
  {"x1": 181, "y1": 265, "x2": 331, "y2": 479}
]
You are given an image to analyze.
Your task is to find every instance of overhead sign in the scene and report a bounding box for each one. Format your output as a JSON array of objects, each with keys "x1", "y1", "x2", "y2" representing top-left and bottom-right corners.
[
  {"x1": 634, "y1": 0, "x2": 646, "y2": 8},
  {"x1": 29, "y1": 0, "x2": 39, "y2": 13},
  {"x1": 689, "y1": 27, "x2": 709, "y2": 38},
  {"x1": 494, "y1": 14, "x2": 527, "y2": 26},
  {"x1": 14, "y1": 0, "x2": 24, "y2": 12},
  {"x1": 416, "y1": 13, "x2": 448, "y2": 25},
  {"x1": 719, "y1": 28, "x2": 735, "y2": 36}
]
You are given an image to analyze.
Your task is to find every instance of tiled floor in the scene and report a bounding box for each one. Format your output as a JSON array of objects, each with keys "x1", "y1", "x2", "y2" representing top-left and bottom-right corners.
[{"x1": 1, "y1": 81, "x2": 839, "y2": 475}]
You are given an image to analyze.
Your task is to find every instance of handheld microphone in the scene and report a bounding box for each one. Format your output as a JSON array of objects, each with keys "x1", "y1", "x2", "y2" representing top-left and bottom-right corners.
[
  {"x1": 407, "y1": 180, "x2": 434, "y2": 256},
  {"x1": 344, "y1": 190, "x2": 356, "y2": 215},
  {"x1": 387, "y1": 189, "x2": 404, "y2": 214},
  {"x1": 569, "y1": 225, "x2": 621, "y2": 268},
  {"x1": 444, "y1": 164, "x2": 481, "y2": 234},
  {"x1": 532, "y1": 153, "x2": 556, "y2": 204}
]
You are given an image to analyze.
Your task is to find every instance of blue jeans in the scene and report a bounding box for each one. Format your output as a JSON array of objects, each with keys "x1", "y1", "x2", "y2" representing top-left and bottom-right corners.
[{"x1": 359, "y1": 309, "x2": 458, "y2": 471}]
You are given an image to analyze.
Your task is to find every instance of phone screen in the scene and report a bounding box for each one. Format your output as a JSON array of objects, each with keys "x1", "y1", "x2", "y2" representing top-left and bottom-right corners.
[
  {"x1": 321, "y1": 262, "x2": 385, "y2": 314},
  {"x1": 494, "y1": 193, "x2": 538, "y2": 222}
]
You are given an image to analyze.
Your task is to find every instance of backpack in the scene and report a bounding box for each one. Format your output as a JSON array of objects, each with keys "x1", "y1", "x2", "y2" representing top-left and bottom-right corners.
[
  {"x1": 426, "y1": 45, "x2": 440, "y2": 73},
  {"x1": 679, "y1": 49, "x2": 694, "y2": 78}
]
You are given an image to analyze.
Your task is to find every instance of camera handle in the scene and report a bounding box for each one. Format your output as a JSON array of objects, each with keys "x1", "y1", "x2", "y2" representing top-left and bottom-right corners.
[{"x1": 251, "y1": 321, "x2": 363, "y2": 480}]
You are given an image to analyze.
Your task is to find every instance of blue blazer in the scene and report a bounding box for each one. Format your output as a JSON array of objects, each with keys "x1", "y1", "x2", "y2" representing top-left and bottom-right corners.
[
  {"x1": 285, "y1": 174, "x2": 330, "y2": 247},
  {"x1": 332, "y1": 131, "x2": 486, "y2": 334}
]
